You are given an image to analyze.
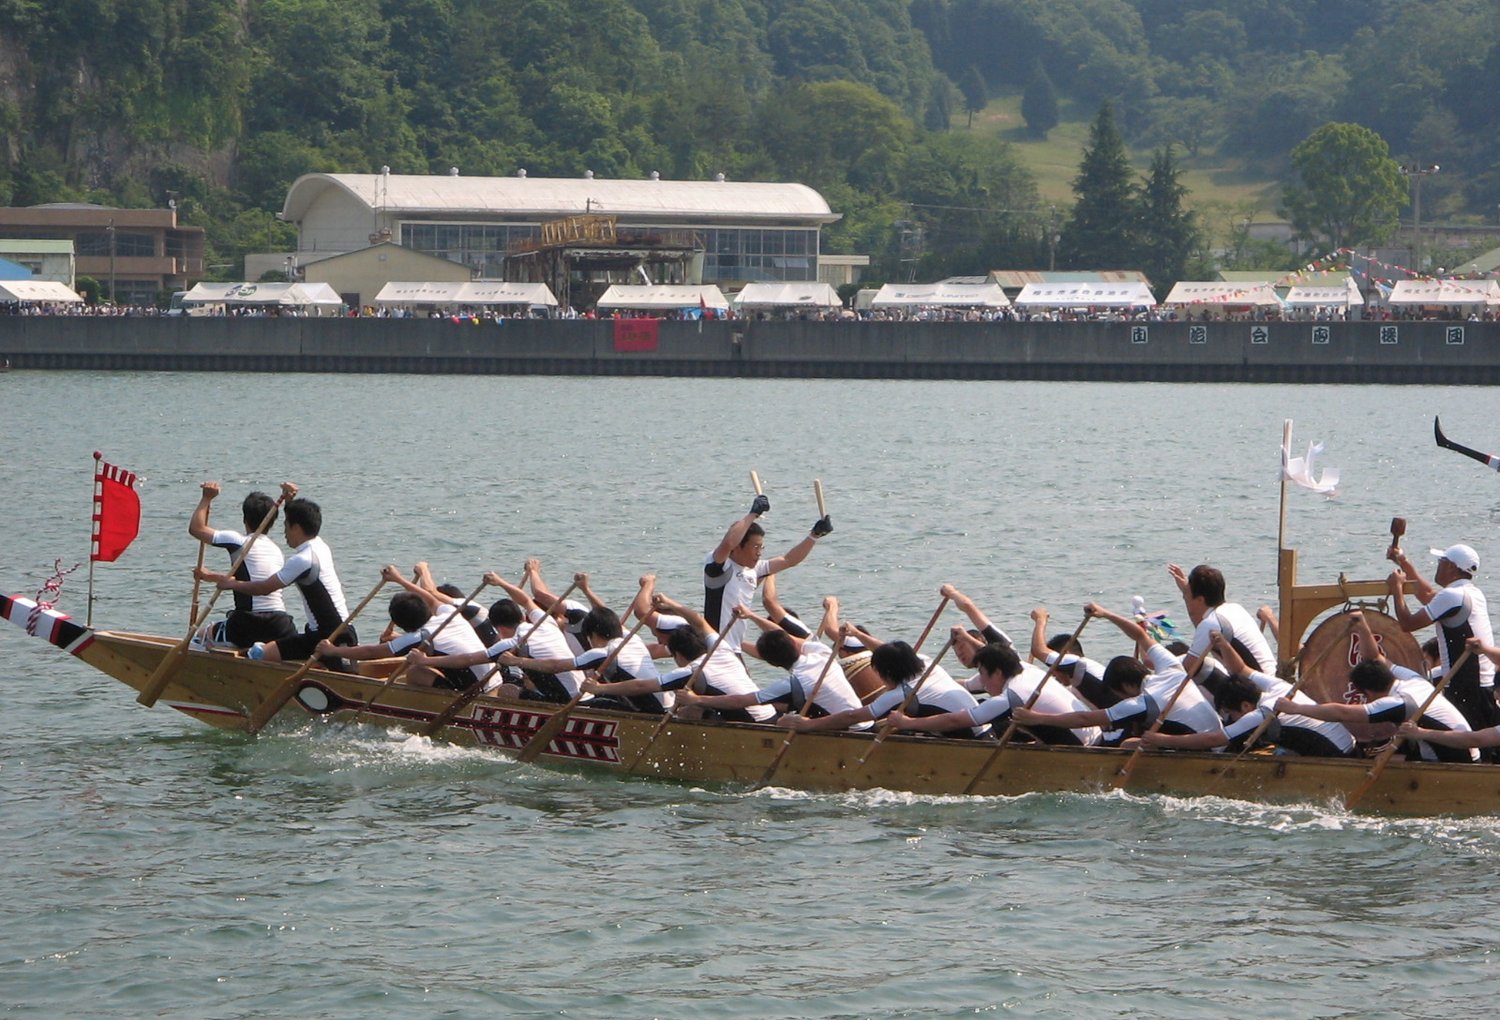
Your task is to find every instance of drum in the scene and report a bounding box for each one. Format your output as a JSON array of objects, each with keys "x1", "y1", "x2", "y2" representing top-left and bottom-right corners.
[
  {"x1": 839, "y1": 649, "x2": 885, "y2": 703},
  {"x1": 1297, "y1": 609, "x2": 1422, "y2": 744}
]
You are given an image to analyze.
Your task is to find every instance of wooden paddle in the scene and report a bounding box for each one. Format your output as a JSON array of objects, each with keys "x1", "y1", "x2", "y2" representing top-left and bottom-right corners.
[
  {"x1": 190, "y1": 498, "x2": 208, "y2": 629},
  {"x1": 624, "y1": 617, "x2": 740, "y2": 773},
  {"x1": 514, "y1": 614, "x2": 650, "y2": 764},
  {"x1": 753, "y1": 617, "x2": 841, "y2": 789},
  {"x1": 1434, "y1": 416, "x2": 1497, "y2": 469},
  {"x1": 813, "y1": 478, "x2": 826, "y2": 519},
  {"x1": 341, "y1": 576, "x2": 490, "y2": 727},
  {"x1": 751, "y1": 470, "x2": 763, "y2": 497},
  {"x1": 244, "y1": 575, "x2": 389, "y2": 733},
  {"x1": 858, "y1": 635, "x2": 955, "y2": 767},
  {"x1": 912, "y1": 596, "x2": 950, "y2": 654},
  {"x1": 421, "y1": 579, "x2": 581, "y2": 739},
  {"x1": 962, "y1": 614, "x2": 1092, "y2": 795},
  {"x1": 1344, "y1": 647, "x2": 1473, "y2": 810},
  {"x1": 138, "y1": 488, "x2": 289, "y2": 707}
]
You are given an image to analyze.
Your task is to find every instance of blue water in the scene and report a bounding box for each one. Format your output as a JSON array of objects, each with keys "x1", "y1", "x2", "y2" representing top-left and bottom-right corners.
[{"x1": 3, "y1": 372, "x2": 1500, "y2": 1017}]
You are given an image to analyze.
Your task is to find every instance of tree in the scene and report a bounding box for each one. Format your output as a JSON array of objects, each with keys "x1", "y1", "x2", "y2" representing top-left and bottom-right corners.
[
  {"x1": 959, "y1": 65, "x2": 987, "y2": 128},
  {"x1": 1282, "y1": 122, "x2": 1407, "y2": 250},
  {"x1": 1135, "y1": 146, "x2": 1199, "y2": 296},
  {"x1": 1020, "y1": 62, "x2": 1058, "y2": 138},
  {"x1": 1057, "y1": 102, "x2": 1137, "y2": 269}
]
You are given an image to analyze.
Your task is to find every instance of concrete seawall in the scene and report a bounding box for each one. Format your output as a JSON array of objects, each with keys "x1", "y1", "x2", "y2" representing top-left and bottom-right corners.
[{"x1": 1, "y1": 317, "x2": 1495, "y2": 383}]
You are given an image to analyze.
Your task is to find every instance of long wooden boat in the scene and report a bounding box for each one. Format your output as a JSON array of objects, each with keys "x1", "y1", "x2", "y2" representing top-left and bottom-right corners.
[{"x1": 8, "y1": 592, "x2": 1500, "y2": 817}]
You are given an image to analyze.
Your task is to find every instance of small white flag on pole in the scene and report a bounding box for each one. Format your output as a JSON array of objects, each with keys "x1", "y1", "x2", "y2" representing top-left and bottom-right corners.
[{"x1": 1282, "y1": 429, "x2": 1339, "y2": 497}]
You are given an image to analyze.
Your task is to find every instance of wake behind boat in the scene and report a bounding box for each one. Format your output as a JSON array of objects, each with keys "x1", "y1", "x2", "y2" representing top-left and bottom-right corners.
[{"x1": 6, "y1": 591, "x2": 1500, "y2": 817}]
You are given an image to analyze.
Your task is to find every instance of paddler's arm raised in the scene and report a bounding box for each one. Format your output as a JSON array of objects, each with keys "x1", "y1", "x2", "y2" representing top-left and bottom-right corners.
[
  {"x1": 766, "y1": 514, "x2": 833, "y2": 574},
  {"x1": 576, "y1": 571, "x2": 608, "y2": 610},
  {"x1": 652, "y1": 592, "x2": 714, "y2": 637},
  {"x1": 711, "y1": 494, "x2": 770, "y2": 566},
  {"x1": 941, "y1": 584, "x2": 1013, "y2": 648},
  {"x1": 188, "y1": 481, "x2": 219, "y2": 543},
  {"x1": 485, "y1": 570, "x2": 539, "y2": 615},
  {"x1": 1082, "y1": 602, "x2": 1155, "y2": 649},
  {"x1": 381, "y1": 564, "x2": 441, "y2": 611}
]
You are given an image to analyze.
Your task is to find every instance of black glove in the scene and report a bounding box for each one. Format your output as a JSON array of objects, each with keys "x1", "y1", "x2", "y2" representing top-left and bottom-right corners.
[
  {"x1": 750, "y1": 494, "x2": 771, "y2": 516},
  {"x1": 811, "y1": 515, "x2": 833, "y2": 538}
]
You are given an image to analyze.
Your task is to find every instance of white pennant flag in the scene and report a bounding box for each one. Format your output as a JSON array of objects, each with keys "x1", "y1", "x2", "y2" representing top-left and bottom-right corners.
[{"x1": 1282, "y1": 428, "x2": 1339, "y2": 496}]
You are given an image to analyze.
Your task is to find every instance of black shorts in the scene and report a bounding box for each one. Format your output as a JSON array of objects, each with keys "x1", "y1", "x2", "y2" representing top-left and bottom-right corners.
[
  {"x1": 224, "y1": 610, "x2": 298, "y2": 649},
  {"x1": 275, "y1": 625, "x2": 358, "y2": 663}
]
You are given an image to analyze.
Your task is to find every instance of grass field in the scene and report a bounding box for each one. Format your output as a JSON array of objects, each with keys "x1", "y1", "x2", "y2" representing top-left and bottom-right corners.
[{"x1": 966, "y1": 93, "x2": 1285, "y2": 240}]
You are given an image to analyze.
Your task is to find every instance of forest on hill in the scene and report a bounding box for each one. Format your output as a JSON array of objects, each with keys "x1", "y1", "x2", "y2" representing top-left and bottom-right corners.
[{"x1": 0, "y1": 0, "x2": 1496, "y2": 282}]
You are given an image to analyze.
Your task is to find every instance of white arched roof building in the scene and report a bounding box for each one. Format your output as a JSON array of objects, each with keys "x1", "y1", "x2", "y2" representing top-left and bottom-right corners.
[{"x1": 282, "y1": 172, "x2": 840, "y2": 288}]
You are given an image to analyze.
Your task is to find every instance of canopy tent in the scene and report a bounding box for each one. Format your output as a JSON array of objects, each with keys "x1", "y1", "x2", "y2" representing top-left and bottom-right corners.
[
  {"x1": 595, "y1": 284, "x2": 729, "y2": 312},
  {"x1": 1385, "y1": 279, "x2": 1500, "y2": 306},
  {"x1": 868, "y1": 281, "x2": 1010, "y2": 308},
  {"x1": 0, "y1": 280, "x2": 83, "y2": 303},
  {"x1": 1283, "y1": 279, "x2": 1364, "y2": 307},
  {"x1": 731, "y1": 282, "x2": 843, "y2": 310},
  {"x1": 373, "y1": 281, "x2": 558, "y2": 307},
  {"x1": 1013, "y1": 281, "x2": 1156, "y2": 308},
  {"x1": 1163, "y1": 282, "x2": 1282, "y2": 307},
  {"x1": 181, "y1": 282, "x2": 346, "y2": 310}
]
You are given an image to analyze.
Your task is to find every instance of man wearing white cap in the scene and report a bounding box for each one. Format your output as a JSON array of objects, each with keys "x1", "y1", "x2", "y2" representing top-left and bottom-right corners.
[{"x1": 1387, "y1": 540, "x2": 1498, "y2": 739}]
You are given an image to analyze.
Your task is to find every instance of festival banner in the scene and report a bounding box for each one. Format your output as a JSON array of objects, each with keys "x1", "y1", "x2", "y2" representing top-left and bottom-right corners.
[
  {"x1": 613, "y1": 317, "x2": 660, "y2": 352},
  {"x1": 91, "y1": 451, "x2": 141, "y2": 562}
]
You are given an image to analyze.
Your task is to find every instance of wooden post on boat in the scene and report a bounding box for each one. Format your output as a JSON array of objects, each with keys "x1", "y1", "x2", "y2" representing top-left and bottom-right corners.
[
  {"x1": 963, "y1": 614, "x2": 1091, "y2": 795},
  {"x1": 137, "y1": 487, "x2": 289, "y2": 707},
  {"x1": 858, "y1": 636, "x2": 954, "y2": 767},
  {"x1": 244, "y1": 576, "x2": 389, "y2": 734},
  {"x1": 1345, "y1": 647, "x2": 1472, "y2": 810},
  {"x1": 514, "y1": 614, "x2": 650, "y2": 765},
  {"x1": 421, "y1": 579, "x2": 581, "y2": 740}
]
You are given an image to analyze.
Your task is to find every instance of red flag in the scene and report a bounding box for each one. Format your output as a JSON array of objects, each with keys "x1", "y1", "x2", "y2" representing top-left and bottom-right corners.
[
  {"x1": 613, "y1": 317, "x2": 659, "y2": 352},
  {"x1": 92, "y1": 451, "x2": 140, "y2": 562}
]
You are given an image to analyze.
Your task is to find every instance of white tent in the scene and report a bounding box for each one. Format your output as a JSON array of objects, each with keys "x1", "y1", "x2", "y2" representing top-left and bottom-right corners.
[
  {"x1": 1163, "y1": 282, "x2": 1282, "y2": 307},
  {"x1": 868, "y1": 281, "x2": 1010, "y2": 308},
  {"x1": 731, "y1": 282, "x2": 843, "y2": 310},
  {"x1": 1283, "y1": 279, "x2": 1364, "y2": 307},
  {"x1": 595, "y1": 284, "x2": 729, "y2": 312},
  {"x1": 181, "y1": 282, "x2": 346, "y2": 310},
  {"x1": 0, "y1": 280, "x2": 83, "y2": 303},
  {"x1": 373, "y1": 281, "x2": 558, "y2": 307},
  {"x1": 1386, "y1": 279, "x2": 1500, "y2": 306},
  {"x1": 1014, "y1": 281, "x2": 1156, "y2": 308}
]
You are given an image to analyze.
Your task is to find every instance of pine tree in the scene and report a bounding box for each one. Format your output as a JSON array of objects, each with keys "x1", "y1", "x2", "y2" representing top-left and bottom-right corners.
[
  {"x1": 1057, "y1": 102, "x2": 1137, "y2": 269},
  {"x1": 959, "y1": 66, "x2": 987, "y2": 129},
  {"x1": 1136, "y1": 146, "x2": 1199, "y2": 296},
  {"x1": 1020, "y1": 62, "x2": 1058, "y2": 139}
]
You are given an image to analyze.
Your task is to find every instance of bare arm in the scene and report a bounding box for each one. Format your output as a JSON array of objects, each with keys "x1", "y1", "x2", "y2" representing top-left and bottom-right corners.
[
  {"x1": 410, "y1": 647, "x2": 492, "y2": 670},
  {"x1": 711, "y1": 506, "x2": 764, "y2": 566},
  {"x1": 1397, "y1": 721, "x2": 1500, "y2": 749},
  {"x1": 196, "y1": 568, "x2": 285, "y2": 596},
  {"x1": 316, "y1": 638, "x2": 398, "y2": 662},
  {"x1": 779, "y1": 705, "x2": 874, "y2": 732},
  {"x1": 1086, "y1": 602, "x2": 1153, "y2": 649},
  {"x1": 485, "y1": 571, "x2": 539, "y2": 615},
  {"x1": 581, "y1": 676, "x2": 661, "y2": 698},
  {"x1": 885, "y1": 708, "x2": 976, "y2": 734},
  {"x1": 942, "y1": 583, "x2": 993, "y2": 634},
  {"x1": 495, "y1": 652, "x2": 577, "y2": 675},
  {"x1": 1013, "y1": 706, "x2": 1110, "y2": 730},
  {"x1": 653, "y1": 592, "x2": 713, "y2": 637},
  {"x1": 1386, "y1": 544, "x2": 1437, "y2": 604},
  {"x1": 188, "y1": 481, "x2": 219, "y2": 543},
  {"x1": 766, "y1": 532, "x2": 818, "y2": 575},
  {"x1": 1386, "y1": 570, "x2": 1435, "y2": 632},
  {"x1": 382, "y1": 564, "x2": 440, "y2": 612},
  {"x1": 1141, "y1": 728, "x2": 1228, "y2": 751},
  {"x1": 1275, "y1": 698, "x2": 1367, "y2": 724},
  {"x1": 1028, "y1": 607, "x2": 1050, "y2": 662},
  {"x1": 576, "y1": 572, "x2": 607, "y2": 610},
  {"x1": 674, "y1": 689, "x2": 759, "y2": 711}
]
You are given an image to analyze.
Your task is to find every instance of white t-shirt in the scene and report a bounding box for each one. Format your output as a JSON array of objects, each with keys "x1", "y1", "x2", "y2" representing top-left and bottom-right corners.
[
  {"x1": 703, "y1": 551, "x2": 771, "y2": 652},
  {"x1": 387, "y1": 604, "x2": 490, "y2": 684},
  {"x1": 1426, "y1": 580, "x2": 1496, "y2": 689},
  {"x1": 519, "y1": 608, "x2": 586, "y2": 696},
  {"x1": 1187, "y1": 603, "x2": 1276, "y2": 678},
  {"x1": 755, "y1": 642, "x2": 871, "y2": 729},
  {"x1": 275, "y1": 536, "x2": 348, "y2": 632},
  {"x1": 980, "y1": 663, "x2": 1101, "y2": 745},
  {"x1": 1222, "y1": 670, "x2": 1355, "y2": 756},
  {"x1": 1103, "y1": 645, "x2": 1224, "y2": 736},
  {"x1": 211, "y1": 528, "x2": 287, "y2": 614},
  {"x1": 867, "y1": 668, "x2": 988, "y2": 737},
  {"x1": 658, "y1": 641, "x2": 775, "y2": 722},
  {"x1": 577, "y1": 634, "x2": 672, "y2": 709}
]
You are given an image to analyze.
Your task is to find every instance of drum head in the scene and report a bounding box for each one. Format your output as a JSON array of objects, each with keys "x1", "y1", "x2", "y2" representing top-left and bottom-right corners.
[
  {"x1": 839, "y1": 650, "x2": 884, "y2": 703},
  {"x1": 1298, "y1": 609, "x2": 1422, "y2": 744}
]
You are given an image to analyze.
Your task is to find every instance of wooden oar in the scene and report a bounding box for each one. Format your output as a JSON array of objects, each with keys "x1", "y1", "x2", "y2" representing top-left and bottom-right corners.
[
  {"x1": 138, "y1": 490, "x2": 288, "y2": 707},
  {"x1": 1434, "y1": 416, "x2": 1498, "y2": 469},
  {"x1": 858, "y1": 635, "x2": 955, "y2": 767},
  {"x1": 422, "y1": 579, "x2": 581, "y2": 739},
  {"x1": 514, "y1": 615, "x2": 650, "y2": 764},
  {"x1": 962, "y1": 614, "x2": 1091, "y2": 795},
  {"x1": 624, "y1": 621, "x2": 739, "y2": 773},
  {"x1": 341, "y1": 577, "x2": 489, "y2": 727},
  {"x1": 912, "y1": 597, "x2": 950, "y2": 654},
  {"x1": 752, "y1": 617, "x2": 839, "y2": 789},
  {"x1": 813, "y1": 478, "x2": 826, "y2": 519},
  {"x1": 1112, "y1": 653, "x2": 1205, "y2": 789},
  {"x1": 751, "y1": 470, "x2": 763, "y2": 497},
  {"x1": 1344, "y1": 647, "x2": 1472, "y2": 810},
  {"x1": 244, "y1": 577, "x2": 388, "y2": 733},
  {"x1": 189, "y1": 502, "x2": 208, "y2": 629}
]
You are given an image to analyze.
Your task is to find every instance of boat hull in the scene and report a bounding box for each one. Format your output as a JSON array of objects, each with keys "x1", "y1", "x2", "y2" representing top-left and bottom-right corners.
[{"x1": 67, "y1": 628, "x2": 1500, "y2": 817}]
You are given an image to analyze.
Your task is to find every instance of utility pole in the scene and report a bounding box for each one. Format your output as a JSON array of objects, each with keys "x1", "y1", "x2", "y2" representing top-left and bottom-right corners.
[{"x1": 1399, "y1": 163, "x2": 1439, "y2": 274}]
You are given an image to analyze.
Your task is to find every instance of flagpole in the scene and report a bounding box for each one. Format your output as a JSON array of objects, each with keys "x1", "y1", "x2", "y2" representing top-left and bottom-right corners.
[{"x1": 87, "y1": 451, "x2": 100, "y2": 627}]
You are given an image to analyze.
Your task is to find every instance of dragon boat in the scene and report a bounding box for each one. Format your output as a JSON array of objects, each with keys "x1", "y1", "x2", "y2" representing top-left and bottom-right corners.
[{"x1": 7, "y1": 559, "x2": 1500, "y2": 817}]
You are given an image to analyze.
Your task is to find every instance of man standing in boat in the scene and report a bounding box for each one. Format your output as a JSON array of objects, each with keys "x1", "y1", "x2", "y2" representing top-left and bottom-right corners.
[
  {"x1": 704, "y1": 491, "x2": 832, "y2": 655},
  {"x1": 1386, "y1": 541, "x2": 1499, "y2": 741},
  {"x1": 186, "y1": 481, "x2": 297, "y2": 650},
  {"x1": 195, "y1": 484, "x2": 353, "y2": 667},
  {"x1": 1169, "y1": 563, "x2": 1276, "y2": 683}
]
